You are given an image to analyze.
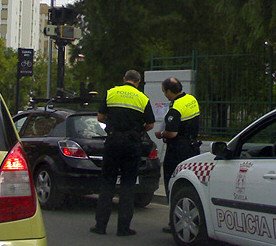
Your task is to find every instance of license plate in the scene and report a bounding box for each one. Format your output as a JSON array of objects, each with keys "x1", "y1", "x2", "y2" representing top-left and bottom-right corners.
[{"x1": 116, "y1": 176, "x2": 139, "y2": 184}]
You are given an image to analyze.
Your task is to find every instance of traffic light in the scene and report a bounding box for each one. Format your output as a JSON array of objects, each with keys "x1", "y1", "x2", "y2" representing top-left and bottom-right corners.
[{"x1": 48, "y1": 7, "x2": 77, "y2": 25}]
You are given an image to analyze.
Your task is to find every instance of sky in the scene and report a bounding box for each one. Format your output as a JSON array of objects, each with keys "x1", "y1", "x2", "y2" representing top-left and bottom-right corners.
[{"x1": 40, "y1": 0, "x2": 77, "y2": 6}]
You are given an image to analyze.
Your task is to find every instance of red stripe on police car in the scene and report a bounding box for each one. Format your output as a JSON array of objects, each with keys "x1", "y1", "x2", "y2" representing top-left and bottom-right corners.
[{"x1": 175, "y1": 162, "x2": 216, "y2": 182}]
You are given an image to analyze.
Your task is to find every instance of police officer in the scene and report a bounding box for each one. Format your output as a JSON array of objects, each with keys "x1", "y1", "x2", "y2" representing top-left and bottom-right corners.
[
  {"x1": 155, "y1": 77, "x2": 201, "y2": 233},
  {"x1": 90, "y1": 70, "x2": 155, "y2": 236}
]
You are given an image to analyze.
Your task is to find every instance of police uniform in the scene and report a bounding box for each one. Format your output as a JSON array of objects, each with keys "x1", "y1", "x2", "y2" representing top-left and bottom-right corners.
[
  {"x1": 95, "y1": 83, "x2": 155, "y2": 234},
  {"x1": 163, "y1": 92, "x2": 200, "y2": 198}
]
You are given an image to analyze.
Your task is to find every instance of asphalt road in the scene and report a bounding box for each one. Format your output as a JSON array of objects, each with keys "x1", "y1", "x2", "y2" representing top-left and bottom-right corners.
[
  {"x1": 42, "y1": 141, "x2": 216, "y2": 246},
  {"x1": 42, "y1": 195, "x2": 173, "y2": 246}
]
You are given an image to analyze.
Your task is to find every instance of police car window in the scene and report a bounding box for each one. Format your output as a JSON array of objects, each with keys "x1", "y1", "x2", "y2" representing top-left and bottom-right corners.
[{"x1": 240, "y1": 120, "x2": 276, "y2": 158}]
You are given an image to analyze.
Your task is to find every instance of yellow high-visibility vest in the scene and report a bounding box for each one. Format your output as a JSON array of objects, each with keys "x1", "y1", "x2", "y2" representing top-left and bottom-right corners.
[
  {"x1": 106, "y1": 85, "x2": 149, "y2": 113},
  {"x1": 172, "y1": 94, "x2": 200, "y2": 121}
]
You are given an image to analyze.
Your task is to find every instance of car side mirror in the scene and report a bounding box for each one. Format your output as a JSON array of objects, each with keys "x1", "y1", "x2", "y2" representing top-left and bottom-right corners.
[{"x1": 211, "y1": 142, "x2": 232, "y2": 159}]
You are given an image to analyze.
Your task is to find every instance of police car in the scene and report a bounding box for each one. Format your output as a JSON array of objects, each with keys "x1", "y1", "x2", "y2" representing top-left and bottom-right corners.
[{"x1": 169, "y1": 109, "x2": 276, "y2": 246}]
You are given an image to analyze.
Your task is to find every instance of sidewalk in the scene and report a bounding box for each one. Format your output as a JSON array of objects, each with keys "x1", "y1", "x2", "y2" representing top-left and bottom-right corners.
[
  {"x1": 152, "y1": 141, "x2": 212, "y2": 205},
  {"x1": 152, "y1": 167, "x2": 167, "y2": 205}
]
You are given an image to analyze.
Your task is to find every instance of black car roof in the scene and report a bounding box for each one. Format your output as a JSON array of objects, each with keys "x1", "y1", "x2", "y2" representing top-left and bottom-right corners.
[
  {"x1": 14, "y1": 107, "x2": 98, "y2": 119},
  {"x1": 17, "y1": 96, "x2": 101, "y2": 118}
]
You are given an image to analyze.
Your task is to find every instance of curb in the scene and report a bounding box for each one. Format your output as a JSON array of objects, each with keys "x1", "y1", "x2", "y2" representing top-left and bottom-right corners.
[{"x1": 152, "y1": 194, "x2": 167, "y2": 206}]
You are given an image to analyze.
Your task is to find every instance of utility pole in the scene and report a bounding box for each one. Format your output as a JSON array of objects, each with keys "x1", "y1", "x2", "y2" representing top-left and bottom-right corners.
[{"x1": 46, "y1": 0, "x2": 55, "y2": 99}]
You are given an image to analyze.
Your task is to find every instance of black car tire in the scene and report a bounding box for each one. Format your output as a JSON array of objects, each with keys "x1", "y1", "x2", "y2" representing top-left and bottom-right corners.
[
  {"x1": 34, "y1": 165, "x2": 65, "y2": 210},
  {"x1": 134, "y1": 192, "x2": 154, "y2": 207},
  {"x1": 170, "y1": 187, "x2": 209, "y2": 246}
]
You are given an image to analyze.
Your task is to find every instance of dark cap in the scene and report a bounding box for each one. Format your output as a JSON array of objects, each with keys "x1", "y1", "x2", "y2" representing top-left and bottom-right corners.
[{"x1": 124, "y1": 70, "x2": 141, "y2": 83}]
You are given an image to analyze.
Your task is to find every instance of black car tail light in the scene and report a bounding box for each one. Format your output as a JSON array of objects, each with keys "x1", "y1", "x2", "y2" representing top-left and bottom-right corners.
[
  {"x1": 58, "y1": 140, "x2": 88, "y2": 159},
  {"x1": 0, "y1": 142, "x2": 36, "y2": 222},
  {"x1": 148, "y1": 148, "x2": 158, "y2": 160}
]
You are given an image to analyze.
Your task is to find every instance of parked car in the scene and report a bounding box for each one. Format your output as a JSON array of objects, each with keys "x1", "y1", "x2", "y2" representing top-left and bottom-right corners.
[
  {"x1": 0, "y1": 94, "x2": 47, "y2": 245},
  {"x1": 169, "y1": 109, "x2": 276, "y2": 246},
  {"x1": 13, "y1": 98, "x2": 161, "y2": 210}
]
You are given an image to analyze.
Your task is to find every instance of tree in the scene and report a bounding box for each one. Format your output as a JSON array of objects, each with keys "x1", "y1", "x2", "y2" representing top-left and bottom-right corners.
[
  {"x1": 71, "y1": 0, "x2": 232, "y2": 92},
  {"x1": 70, "y1": 0, "x2": 275, "y2": 107},
  {"x1": 0, "y1": 39, "x2": 17, "y2": 110},
  {"x1": 213, "y1": 0, "x2": 276, "y2": 52}
]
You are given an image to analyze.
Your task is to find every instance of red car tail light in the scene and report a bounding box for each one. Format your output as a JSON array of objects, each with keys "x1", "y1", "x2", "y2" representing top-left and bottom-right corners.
[
  {"x1": 58, "y1": 140, "x2": 88, "y2": 159},
  {"x1": 0, "y1": 142, "x2": 36, "y2": 223},
  {"x1": 148, "y1": 148, "x2": 158, "y2": 160}
]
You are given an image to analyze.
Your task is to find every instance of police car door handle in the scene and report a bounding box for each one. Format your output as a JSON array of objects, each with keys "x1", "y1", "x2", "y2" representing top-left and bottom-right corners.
[{"x1": 263, "y1": 171, "x2": 276, "y2": 180}]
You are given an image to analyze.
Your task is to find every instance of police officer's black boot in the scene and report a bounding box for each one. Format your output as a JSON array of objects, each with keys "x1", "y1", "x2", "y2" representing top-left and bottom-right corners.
[
  {"x1": 117, "y1": 228, "x2": 136, "y2": 236},
  {"x1": 89, "y1": 224, "x2": 106, "y2": 235}
]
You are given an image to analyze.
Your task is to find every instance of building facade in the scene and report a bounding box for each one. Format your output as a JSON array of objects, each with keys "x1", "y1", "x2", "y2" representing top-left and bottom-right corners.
[
  {"x1": 0, "y1": 0, "x2": 74, "y2": 61},
  {"x1": 39, "y1": 3, "x2": 51, "y2": 56},
  {"x1": 0, "y1": 0, "x2": 40, "y2": 51}
]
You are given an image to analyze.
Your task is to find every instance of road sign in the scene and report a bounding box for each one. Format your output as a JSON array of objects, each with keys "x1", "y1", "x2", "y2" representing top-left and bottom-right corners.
[{"x1": 17, "y1": 48, "x2": 34, "y2": 77}]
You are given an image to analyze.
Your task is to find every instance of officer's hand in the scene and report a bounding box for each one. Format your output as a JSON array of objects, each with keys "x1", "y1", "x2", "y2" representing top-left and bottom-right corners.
[{"x1": 155, "y1": 131, "x2": 162, "y2": 139}]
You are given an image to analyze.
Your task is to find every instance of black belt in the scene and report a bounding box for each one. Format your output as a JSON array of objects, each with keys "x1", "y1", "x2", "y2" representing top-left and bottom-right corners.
[
  {"x1": 167, "y1": 136, "x2": 201, "y2": 147},
  {"x1": 108, "y1": 130, "x2": 139, "y2": 136}
]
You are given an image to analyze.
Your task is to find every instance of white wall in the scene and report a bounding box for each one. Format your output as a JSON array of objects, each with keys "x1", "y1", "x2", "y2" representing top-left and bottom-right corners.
[{"x1": 144, "y1": 70, "x2": 196, "y2": 161}]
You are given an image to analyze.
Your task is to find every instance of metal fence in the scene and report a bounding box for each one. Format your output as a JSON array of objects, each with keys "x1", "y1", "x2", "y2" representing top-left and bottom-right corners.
[{"x1": 150, "y1": 51, "x2": 275, "y2": 138}]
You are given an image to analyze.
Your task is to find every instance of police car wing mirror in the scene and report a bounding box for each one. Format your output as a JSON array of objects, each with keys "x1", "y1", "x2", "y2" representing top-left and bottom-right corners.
[{"x1": 211, "y1": 142, "x2": 232, "y2": 159}]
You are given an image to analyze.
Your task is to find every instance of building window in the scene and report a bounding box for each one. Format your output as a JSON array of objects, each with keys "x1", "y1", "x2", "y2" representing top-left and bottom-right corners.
[
  {"x1": 1, "y1": 10, "x2": 8, "y2": 20},
  {"x1": 2, "y1": 0, "x2": 9, "y2": 5}
]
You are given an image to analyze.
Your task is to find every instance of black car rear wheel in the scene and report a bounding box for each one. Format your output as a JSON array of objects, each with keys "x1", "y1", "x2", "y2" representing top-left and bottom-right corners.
[
  {"x1": 170, "y1": 187, "x2": 208, "y2": 246},
  {"x1": 134, "y1": 192, "x2": 154, "y2": 207},
  {"x1": 34, "y1": 165, "x2": 65, "y2": 210}
]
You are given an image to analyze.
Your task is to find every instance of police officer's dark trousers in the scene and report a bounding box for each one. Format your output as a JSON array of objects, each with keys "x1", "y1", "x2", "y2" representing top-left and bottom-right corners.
[
  {"x1": 163, "y1": 138, "x2": 198, "y2": 201},
  {"x1": 95, "y1": 131, "x2": 141, "y2": 233}
]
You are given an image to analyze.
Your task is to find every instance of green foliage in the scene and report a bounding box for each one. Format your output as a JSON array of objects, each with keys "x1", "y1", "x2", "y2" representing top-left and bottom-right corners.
[
  {"x1": 0, "y1": 39, "x2": 17, "y2": 110},
  {"x1": 214, "y1": 0, "x2": 275, "y2": 52},
  {"x1": 69, "y1": 0, "x2": 275, "y2": 96},
  {"x1": 0, "y1": 0, "x2": 274, "y2": 115},
  {"x1": 0, "y1": 43, "x2": 76, "y2": 113}
]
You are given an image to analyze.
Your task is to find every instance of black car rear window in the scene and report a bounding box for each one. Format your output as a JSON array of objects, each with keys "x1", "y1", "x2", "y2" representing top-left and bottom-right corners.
[
  {"x1": 22, "y1": 114, "x2": 64, "y2": 137},
  {"x1": 66, "y1": 115, "x2": 107, "y2": 138}
]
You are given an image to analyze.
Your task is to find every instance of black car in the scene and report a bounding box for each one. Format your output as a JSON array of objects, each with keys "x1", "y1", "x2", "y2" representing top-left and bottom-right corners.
[{"x1": 13, "y1": 100, "x2": 160, "y2": 210}]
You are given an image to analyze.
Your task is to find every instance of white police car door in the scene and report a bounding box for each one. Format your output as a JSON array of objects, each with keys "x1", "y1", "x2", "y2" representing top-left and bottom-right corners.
[{"x1": 209, "y1": 118, "x2": 276, "y2": 245}]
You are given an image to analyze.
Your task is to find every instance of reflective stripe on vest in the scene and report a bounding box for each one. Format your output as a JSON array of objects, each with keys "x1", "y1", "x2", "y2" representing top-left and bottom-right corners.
[
  {"x1": 172, "y1": 94, "x2": 200, "y2": 121},
  {"x1": 106, "y1": 85, "x2": 149, "y2": 113}
]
